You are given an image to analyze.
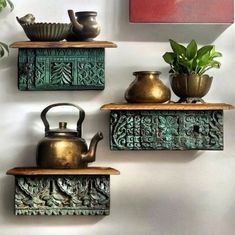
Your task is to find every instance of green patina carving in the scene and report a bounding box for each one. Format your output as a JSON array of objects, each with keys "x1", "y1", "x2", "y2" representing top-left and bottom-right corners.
[
  {"x1": 15, "y1": 175, "x2": 110, "y2": 216},
  {"x1": 110, "y1": 110, "x2": 223, "y2": 150},
  {"x1": 18, "y1": 48, "x2": 105, "y2": 90}
]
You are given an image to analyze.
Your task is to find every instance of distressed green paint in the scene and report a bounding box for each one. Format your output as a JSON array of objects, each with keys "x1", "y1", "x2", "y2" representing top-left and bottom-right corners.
[
  {"x1": 15, "y1": 175, "x2": 110, "y2": 216},
  {"x1": 18, "y1": 48, "x2": 105, "y2": 90},
  {"x1": 110, "y1": 110, "x2": 224, "y2": 150}
]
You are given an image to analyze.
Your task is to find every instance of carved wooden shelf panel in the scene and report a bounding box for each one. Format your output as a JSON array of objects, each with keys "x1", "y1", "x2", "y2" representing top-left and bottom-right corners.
[
  {"x1": 7, "y1": 167, "x2": 120, "y2": 216},
  {"x1": 101, "y1": 103, "x2": 233, "y2": 151},
  {"x1": 11, "y1": 41, "x2": 117, "y2": 91}
]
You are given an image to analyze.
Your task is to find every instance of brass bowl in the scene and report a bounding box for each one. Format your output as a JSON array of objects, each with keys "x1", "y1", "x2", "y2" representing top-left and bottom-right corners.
[
  {"x1": 19, "y1": 22, "x2": 71, "y2": 41},
  {"x1": 170, "y1": 74, "x2": 213, "y2": 99}
]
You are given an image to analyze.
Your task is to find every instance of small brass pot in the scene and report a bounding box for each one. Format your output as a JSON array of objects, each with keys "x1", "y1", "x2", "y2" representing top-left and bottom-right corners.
[
  {"x1": 125, "y1": 71, "x2": 171, "y2": 103},
  {"x1": 170, "y1": 74, "x2": 213, "y2": 99}
]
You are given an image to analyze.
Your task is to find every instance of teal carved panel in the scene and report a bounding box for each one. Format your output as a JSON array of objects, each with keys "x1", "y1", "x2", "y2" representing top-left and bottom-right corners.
[
  {"x1": 18, "y1": 48, "x2": 105, "y2": 90},
  {"x1": 15, "y1": 175, "x2": 110, "y2": 215},
  {"x1": 110, "y1": 110, "x2": 223, "y2": 150}
]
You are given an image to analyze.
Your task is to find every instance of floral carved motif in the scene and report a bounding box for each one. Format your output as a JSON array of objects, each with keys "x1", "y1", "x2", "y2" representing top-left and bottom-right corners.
[
  {"x1": 15, "y1": 175, "x2": 110, "y2": 216},
  {"x1": 110, "y1": 110, "x2": 223, "y2": 150},
  {"x1": 18, "y1": 48, "x2": 105, "y2": 90}
]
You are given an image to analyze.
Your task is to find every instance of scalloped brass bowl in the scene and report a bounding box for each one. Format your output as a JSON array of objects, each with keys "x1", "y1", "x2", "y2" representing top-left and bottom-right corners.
[
  {"x1": 20, "y1": 23, "x2": 71, "y2": 41},
  {"x1": 170, "y1": 74, "x2": 213, "y2": 99}
]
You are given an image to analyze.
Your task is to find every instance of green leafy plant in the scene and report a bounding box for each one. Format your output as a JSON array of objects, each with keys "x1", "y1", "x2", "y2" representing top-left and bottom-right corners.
[
  {"x1": 0, "y1": 0, "x2": 14, "y2": 11},
  {"x1": 0, "y1": 0, "x2": 14, "y2": 59},
  {"x1": 163, "y1": 39, "x2": 222, "y2": 76},
  {"x1": 0, "y1": 41, "x2": 9, "y2": 57}
]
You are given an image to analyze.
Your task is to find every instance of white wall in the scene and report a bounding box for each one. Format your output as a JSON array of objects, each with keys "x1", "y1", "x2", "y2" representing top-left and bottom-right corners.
[{"x1": 0, "y1": 1, "x2": 235, "y2": 235}]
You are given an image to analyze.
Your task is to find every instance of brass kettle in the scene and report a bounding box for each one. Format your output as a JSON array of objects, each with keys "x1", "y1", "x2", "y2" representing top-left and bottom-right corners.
[{"x1": 36, "y1": 103, "x2": 103, "y2": 169}]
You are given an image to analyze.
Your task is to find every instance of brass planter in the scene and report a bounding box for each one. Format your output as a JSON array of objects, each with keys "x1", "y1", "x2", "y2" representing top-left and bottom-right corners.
[
  {"x1": 170, "y1": 74, "x2": 213, "y2": 102},
  {"x1": 125, "y1": 71, "x2": 171, "y2": 103}
]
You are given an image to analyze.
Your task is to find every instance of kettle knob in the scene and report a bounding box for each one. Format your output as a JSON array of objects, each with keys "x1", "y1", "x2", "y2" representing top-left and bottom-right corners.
[
  {"x1": 59, "y1": 122, "x2": 67, "y2": 129},
  {"x1": 41, "y1": 103, "x2": 85, "y2": 137}
]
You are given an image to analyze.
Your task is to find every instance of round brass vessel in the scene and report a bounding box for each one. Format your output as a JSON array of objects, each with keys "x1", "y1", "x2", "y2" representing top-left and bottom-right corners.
[
  {"x1": 170, "y1": 74, "x2": 213, "y2": 100},
  {"x1": 67, "y1": 10, "x2": 101, "y2": 41},
  {"x1": 125, "y1": 71, "x2": 171, "y2": 103}
]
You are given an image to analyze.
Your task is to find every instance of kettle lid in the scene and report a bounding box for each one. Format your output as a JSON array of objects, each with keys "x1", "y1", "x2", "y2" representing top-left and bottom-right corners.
[{"x1": 46, "y1": 122, "x2": 78, "y2": 137}]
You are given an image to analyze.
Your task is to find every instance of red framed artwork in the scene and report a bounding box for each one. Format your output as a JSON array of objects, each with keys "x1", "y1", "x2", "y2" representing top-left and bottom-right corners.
[{"x1": 130, "y1": 0, "x2": 234, "y2": 23}]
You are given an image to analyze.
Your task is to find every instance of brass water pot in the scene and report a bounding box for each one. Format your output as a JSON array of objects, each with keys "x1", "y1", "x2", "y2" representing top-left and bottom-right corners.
[
  {"x1": 36, "y1": 103, "x2": 103, "y2": 169},
  {"x1": 125, "y1": 71, "x2": 171, "y2": 103},
  {"x1": 67, "y1": 10, "x2": 101, "y2": 41}
]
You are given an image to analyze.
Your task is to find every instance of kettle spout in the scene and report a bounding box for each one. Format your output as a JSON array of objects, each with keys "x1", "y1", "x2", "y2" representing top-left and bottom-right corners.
[
  {"x1": 68, "y1": 9, "x2": 83, "y2": 33},
  {"x1": 81, "y1": 132, "x2": 103, "y2": 163}
]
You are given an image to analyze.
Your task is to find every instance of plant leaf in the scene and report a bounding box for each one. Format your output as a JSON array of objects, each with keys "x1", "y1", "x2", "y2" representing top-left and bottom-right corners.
[
  {"x1": 210, "y1": 60, "x2": 221, "y2": 69},
  {"x1": 0, "y1": 47, "x2": 4, "y2": 57},
  {"x1": 6, "y1": 0, "x2": 14, "y2": 11},
  {"x1": 163, "y1": 52, "x2": 175, "y2": 64},
  {"x1": 0, "y1": 42, "x2": 9, "y2": 54},
  {"x1": 169, "y1": 39, "x2": 186, "y2": 56},
  {"x1": 186, "y1": 40, "x2": 197, "y2": 60},
  {"x1": 210, "y1": 51, "x2": 222, "y2": 58},
  {"x1": 198, "y1": 52, "x2": 211, "y2": 67},
  {"x1": 0, "y1": 0, "x2": 13, "y2": 12},
  {"x1": 0, "y1": 42, "x2": 9, "y2": 58},
  {"x1": 0, "y1": 0, "x2": 7, "y2": 12},
  {"x1": 197, "y1": 45, "x2": 213, "y2": 58}
]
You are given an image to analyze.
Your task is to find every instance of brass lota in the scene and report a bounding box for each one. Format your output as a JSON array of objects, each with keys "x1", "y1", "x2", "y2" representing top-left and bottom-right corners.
[{"x1": 125, "y1": 71, "x2": 171, "y2": 103}]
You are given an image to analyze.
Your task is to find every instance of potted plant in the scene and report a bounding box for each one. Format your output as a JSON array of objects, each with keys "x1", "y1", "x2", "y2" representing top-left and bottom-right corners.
[
  {"x1": 163, "y1": 39, "x2": 222, "y2": 103},
  {"x1": 0, "y1": 0, "x2": 14, "y2": 59}
]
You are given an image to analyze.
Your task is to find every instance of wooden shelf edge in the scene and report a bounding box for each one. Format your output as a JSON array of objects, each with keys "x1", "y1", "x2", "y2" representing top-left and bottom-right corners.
[
  {"x1": 100, "y1": 103, "x2": 234, "y2": 111},
  {"x1": 10, "y1": 41, "x2": 118, "y2": 49},
  {"x1": 7, "y1": 167, "x2": 120, "y2": 176}
]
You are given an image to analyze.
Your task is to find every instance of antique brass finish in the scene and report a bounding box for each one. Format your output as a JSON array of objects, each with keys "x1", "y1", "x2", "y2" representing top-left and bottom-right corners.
[
  {"x1": 36, "y1": 103, "x2": 103, "y2": 169},
  {"x1": 16, "y1": 14, "x2": 70, "y2": 41},
  {"x1": 68, "y1": 10, "x2": 101, "y2": 41},
  {"x1": 170, "y1": 74, "x2": 213, "y2": 102},
  {"x1": 125, "y1": 71, "x2": 171, "y2": 103}
]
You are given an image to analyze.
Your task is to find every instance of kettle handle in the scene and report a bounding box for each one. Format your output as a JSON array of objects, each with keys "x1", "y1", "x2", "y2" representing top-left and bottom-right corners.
[{"x1": 41, "y1": 103, "x2": 85, "y2": 137}]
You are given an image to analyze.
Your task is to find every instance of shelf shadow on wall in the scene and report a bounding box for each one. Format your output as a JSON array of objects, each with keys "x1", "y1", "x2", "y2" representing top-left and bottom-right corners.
[
  {"x1": 103, "y1": 0, "x2": 231, "y2": 43},
  {"x1": 100, "y1": 147, "x2": 204, "y2": 164}
]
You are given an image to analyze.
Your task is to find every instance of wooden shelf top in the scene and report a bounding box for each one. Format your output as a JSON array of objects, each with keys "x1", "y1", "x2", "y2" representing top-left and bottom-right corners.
[
  {"x1": 7, "y1": 167, "x2": 120, "y2": 176},
  {"x1": 10, "y1": 41, "x2": 117, "y2": 49},
  {"x1": 101, "y1": 103, "x2": 234, "y2": 111}
]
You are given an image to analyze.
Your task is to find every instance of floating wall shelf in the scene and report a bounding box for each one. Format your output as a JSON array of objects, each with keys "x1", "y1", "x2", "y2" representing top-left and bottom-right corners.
[
  {"x1": 10, "y1": 41, "x2": 117, "y2": 91},
  {"x1": 7, "y1": 167, "x2": 120, "y2": 216},
  {"x1": 101, "y1": 103, "x2": 233, "y2": 151}
]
